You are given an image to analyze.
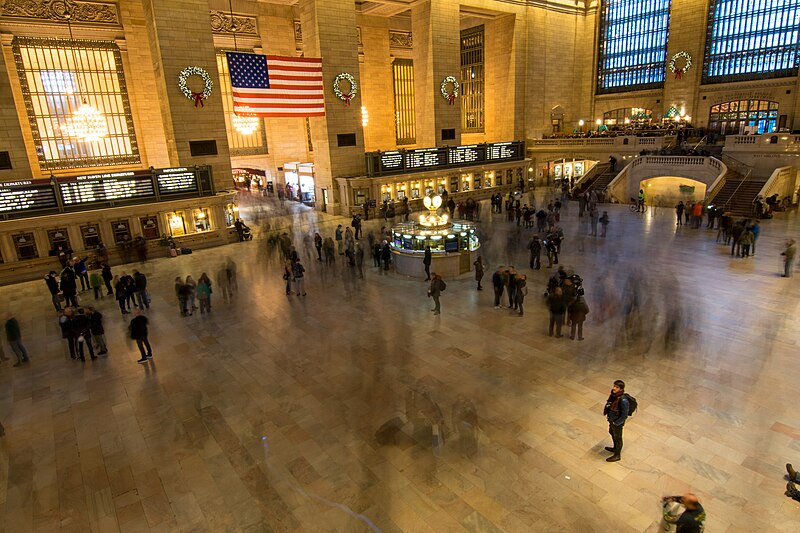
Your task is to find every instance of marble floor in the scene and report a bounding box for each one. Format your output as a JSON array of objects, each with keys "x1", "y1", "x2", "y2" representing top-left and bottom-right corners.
[{"x1": 1, "y1": 192, "x2": 799, "y2": 532}]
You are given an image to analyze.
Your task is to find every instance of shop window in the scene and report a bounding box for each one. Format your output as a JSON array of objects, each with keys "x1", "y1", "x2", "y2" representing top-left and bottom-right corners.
[
  {"x1": 353, "y1": 188, "x2": 368, "y2": 206},
  {"x1": 460, "y1": 26, "x2": 485, "y2": 133},
  {"x1": 111, "y1": 220, "x2": 131, "y2": 244},
  {"x1": 193, "y1": 208, "x2": 211, "y2": 232},
  {"x1": 81, "y1": 224, "x2": 100, "y2": 249},
  {"x1": 47, "y1": 228, "x2": 70, "y2": 255},
  {"x1": 139, "y1": 216, "x2": 159, "y2": 240},
  {"x1": 13, "y1": 232, "x2": 37, "y2": 260},
  {"x1": 168, "y1": 212, "x2": 187, "y2": 236},
  {"x1": 708, "y1": 100, "x2": 778, "y2": 135},
  {"x1": 11, "y1": 37, "x2": 139, "y2": 171},
  {"x1": 224, "y1": 204, "x2": 238, "y2": 227}
]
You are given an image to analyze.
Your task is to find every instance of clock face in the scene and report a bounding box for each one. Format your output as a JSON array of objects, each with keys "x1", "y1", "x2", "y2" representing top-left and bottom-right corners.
[
  {"x1": 432, "y1": 195, "x2": 442, "y2": 209},
  {"x1": 423, "y1": 196, "x2": 432, "y2": 209}
]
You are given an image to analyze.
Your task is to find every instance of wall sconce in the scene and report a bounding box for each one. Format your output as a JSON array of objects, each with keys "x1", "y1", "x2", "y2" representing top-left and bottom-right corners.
[{"x1": 361, "y1": 106, "x2": 369, "y2": 127}]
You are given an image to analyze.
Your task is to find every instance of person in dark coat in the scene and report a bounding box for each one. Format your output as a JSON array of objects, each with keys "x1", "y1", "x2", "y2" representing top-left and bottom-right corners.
[
  {"x1": 133, "y1": 270, "x2": 149, "y2": 309},
  {"x1": 528, "y1": 237, "x2": 542, "y2": 270},
  {"x1": 87, "y1": 306, "x2": 107, "y2": 355},
  {"x1": 568, "y1": 294, "x2": 590, "y2": 340},
  {"x1": 120, "y1": 272, "x2": 136, "y2": 310},
  {"x1": 473, "y1": 256, "x2": 484, "y2": 290},
  {"x1": 129, "y1": 310, "x2": 153, "y2": 364},
  {"x1": 60, "y1": 265, "x2": 78, "y2": 308},
  {"x1": 45, "y1": 271, "x2": 62, "y2": 312},
  {"x1": 423, "y1": 246, "x2": 432, "y2": 281},
  {"x1": 101, "y1": 263, "x2": 114, "y2": 295},
  {"x1": 59, "y1": 308, "x2": 77, "y2": 360},
  {"x1": 71, "y1": 308, "x2": 96, "y2": 361},
  {"x1": 114, "y1": 276, "x2": 129, "y2": 315},
  {"x1": 492, "y1": 266, "x2": 506, "y2": 308},
  {"x1": 381, "y1": 241, "x2": 392, "y2": 271},
  {"x1": 427, "y1": 274, "x2": 446, "y2": 315},
  {"x1": 547, "y1": 287, "x2": 567, "y2": 337}
]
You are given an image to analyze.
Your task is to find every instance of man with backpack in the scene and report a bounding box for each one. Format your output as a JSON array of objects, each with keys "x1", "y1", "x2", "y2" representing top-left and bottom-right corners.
[
  {"x1": 428, "y1": 273, "x2": 446, "y2": 316},
  {"x1": 603, "y1": 379, "x2": 636, "y2": 462}
]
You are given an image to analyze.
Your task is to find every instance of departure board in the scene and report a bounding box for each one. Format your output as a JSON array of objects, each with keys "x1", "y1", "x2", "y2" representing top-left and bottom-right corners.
[
  {"x1": 59, "y1": 171, "x2": 155, "y2": 205},
  {"x1": 379, "y1": 152, "x2": 404, "y2": 174},
  {"x1": 405, "y1": 147, "x2": 447, "y2": 171},
  {"x1": 448, "y1": 144, "x2": 485, "y2": 165},
  {"x1": 0, "y1": 179, "x2": 58, "y2": 213},
  {"x1": 156, "y1": 167, "x2": 199, "y2": 195},
  {"x1": 487, "y1": 141, "x2": 522, "y2": 160}
]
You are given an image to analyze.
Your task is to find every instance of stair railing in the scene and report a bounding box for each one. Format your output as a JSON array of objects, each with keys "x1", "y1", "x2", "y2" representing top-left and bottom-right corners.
[
  {"x1": 705, "y1": 157, "x2": 728, "y2": 205},
  {"x1": 720, "y1": 154, "x2": 754, "y2": 211}
]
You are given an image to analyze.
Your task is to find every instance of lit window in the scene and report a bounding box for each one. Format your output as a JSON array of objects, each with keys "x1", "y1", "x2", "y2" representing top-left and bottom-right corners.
[
  {"x1": 460, "y1": 26, "x2": 484, "y2": 133},
  {"x1": 597, "y1": 0, "x2": 672, "y2": 93},
  {"x1": 193, "y1": 208, "x2": 211, "y2": 232},
  {"x1": 12, "y1": 37, "x2": 140, "y2": 170},
  {"x1": 708, "y1": 99, "x2": 779, "y2": 135},
  {"x1": 392, "y1": 59, "x2": 416, "y2": 145},
  {"x1": 216, "y1": 53, "x2": 268, "y2": 155},
  {"x1": 703, "y1": 0, "x2": 800, "y2": 83}
]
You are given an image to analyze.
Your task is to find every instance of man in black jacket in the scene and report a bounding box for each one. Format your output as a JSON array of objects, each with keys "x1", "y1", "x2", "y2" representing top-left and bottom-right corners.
[
  {"x1": 133, "y1": 270, "x2": 149, "y2": 309},
  {"x1": 60, "y1": 264, "x2": 78, "y2": 308},
  {"x1": 71, "y1": 308, "x2": 96, "y2": 362},
  {"x1": 423, "y1": 246, "x2": 432, "y2": 281},
  {"x1": 603, "y1": 380, "x2": 630, "y2": 462},
  {"x1": 45, "y1": 271, "x2": 62, "y2": 312},
  {"x1": 130, "y1": 310, "x2": 153, "y2": 364}
]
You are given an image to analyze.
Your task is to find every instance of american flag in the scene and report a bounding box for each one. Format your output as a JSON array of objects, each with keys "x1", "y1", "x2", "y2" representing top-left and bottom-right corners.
[{"x1": 225, "y1": 52, "x2": 325, "y2": 118}]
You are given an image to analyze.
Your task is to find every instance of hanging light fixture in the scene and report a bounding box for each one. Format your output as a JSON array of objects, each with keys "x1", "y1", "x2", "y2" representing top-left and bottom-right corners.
[
  {"x1": 61, "y1": 10, "x2": 107, "y2": 142},
  {"x1": 228, "y1": 0, "x2": 259, "y2": 136}
]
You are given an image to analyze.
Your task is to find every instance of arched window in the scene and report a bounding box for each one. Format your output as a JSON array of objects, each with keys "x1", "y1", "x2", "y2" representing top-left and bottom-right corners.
[
  {"x1": 708, "y1": 100, "x2": 778, "y2": 135},
  {"x1": 603, "y1": 108, "x2": 653, "y2": 125}
]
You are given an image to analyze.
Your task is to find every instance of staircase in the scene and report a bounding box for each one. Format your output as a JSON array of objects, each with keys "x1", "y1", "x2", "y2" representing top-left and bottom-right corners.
[
  {"x1": 573, "y1": 163, "x2": 609, "y2": 194},
  {"x1": 708, "y1": 170, "x2": 768, "y2": 217},
  {"x1": 590, "y1": 167, "x2": 620, "y2": 195}
]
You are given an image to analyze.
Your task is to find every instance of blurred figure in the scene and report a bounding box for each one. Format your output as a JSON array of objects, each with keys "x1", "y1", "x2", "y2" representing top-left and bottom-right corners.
[
  {"x1": 130, "y1": 310, "x2": 153, "y2": 364},
  {"x1": 87, "y1": 306, "x2": 107, "y2": 355},
  {"x1": 197, "y1": 273, "x2": 212, "y2": 313},
  {"x1": 781, "y1": 239, "x2": 796, "y2": 277},
  {"x1": 452, "y1": 396, "x2": 479, "y2": 457},
  {"x1": 661, "y1": 493, "x2": 705, "y2": 532},
  {"x1": 473, "y1": 256, "x2": 484, "y2": 290},
  {"x1": 4, "y1": 313, "x2": 29, "y2": 367},
  {"x1": 515, "y1": 274, "x2": 528, "y2": 316},
  {"x1": 44, "y1": 271, "x2": 62, "y2": 311},
  {"x1": 547, "y1": 287, "x2": 566, "y2": 337},
  {"x1": 428, "y1": 274, "x2": 446, "y2": 315},
  {"x1": 568, "y1": 293, "x2": 589, "y2": 340}
]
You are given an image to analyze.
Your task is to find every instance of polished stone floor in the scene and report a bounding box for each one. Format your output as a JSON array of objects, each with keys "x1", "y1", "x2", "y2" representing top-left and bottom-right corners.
[{"x1": 1, "y1": 192, "x2": 799, "y2": 532}]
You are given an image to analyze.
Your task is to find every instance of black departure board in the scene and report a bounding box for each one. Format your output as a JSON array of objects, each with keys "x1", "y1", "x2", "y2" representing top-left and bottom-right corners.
[
  {"x1": 59, "y1": 171, "x2": 155, "y2": 205},
  {"x1": 0, "y1": 179, "x2": 59, "y2": 213},
  {"x1": 405, "y1": 147, "x2": 447, "y2": 171},
  {"x1": 156, "y1": 167, "x2": 199, "y2": 195},
  {"x1": 448, "y1": 144, "x2": 485, "y2": 165},
  {"x1": 487, "y1": 141, "x2": 522, "y2": 160},
  {"x1": 379, "y1": 151, "x2": 404, "y2": 174}
]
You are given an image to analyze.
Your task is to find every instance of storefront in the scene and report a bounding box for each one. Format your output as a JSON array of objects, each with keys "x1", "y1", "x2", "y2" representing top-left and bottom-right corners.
[
  {"x1": 550, "y1": 158, "x2": 597, "y2": 186},
  {"x1": 283, "y1": 162, "x2": 316, "y2": 205},
  {"x1": 232, "y1": 167, "x2": 268, "y2": 192}
]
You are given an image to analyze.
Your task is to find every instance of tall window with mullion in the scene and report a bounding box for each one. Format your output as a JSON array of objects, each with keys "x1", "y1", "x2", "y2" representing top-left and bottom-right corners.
[
  {"x1": 12, "y1": 37, "x2": 139, "y2": 171},
  {"x1": 216, "y1": 53, "x2": 268, "y2": 155},
  {"x1": 597, "y1": 0, "x2": 672, "y2": 94},
  {"x1": 392, "y1": 59, "x2": 416, "y2": 145},
  {"x1": 461, "y1": 25, "x2": 484, "y2": 133},
  {"x1": 703, "y1": 0, "x2": 800, "y2": 83}
]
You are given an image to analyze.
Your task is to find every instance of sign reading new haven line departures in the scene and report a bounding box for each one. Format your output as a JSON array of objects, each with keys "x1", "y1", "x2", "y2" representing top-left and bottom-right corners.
[
  {"x1": 0, "y1": 167, "x2": 205, "y2": 215},
  {"x1": 368, "y1": 141, "x2": 524, "y2": 177}
]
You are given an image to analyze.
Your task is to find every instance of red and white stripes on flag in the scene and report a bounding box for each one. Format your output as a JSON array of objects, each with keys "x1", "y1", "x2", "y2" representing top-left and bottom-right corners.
[{"x1": 228, "y1": 54, "x2": 325, "y2": 118}]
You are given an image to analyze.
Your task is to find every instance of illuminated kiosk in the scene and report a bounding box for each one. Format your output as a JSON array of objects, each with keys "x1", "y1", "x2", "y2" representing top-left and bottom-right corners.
[{"x1": 390, "y1": 194, "x2": 480, "y2": 279}]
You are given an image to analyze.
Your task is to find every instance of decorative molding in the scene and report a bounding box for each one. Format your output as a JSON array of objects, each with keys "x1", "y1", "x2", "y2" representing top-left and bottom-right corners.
[
  {"x1": 389, "y1": 30, "x2": 412, "y2": 49},
  {"x1": 294, "y1": 20, "x2": 302, "y2": 42},
  {"x1": 356, "y1": 26, "x2": 362, "y2": 46},
  {"x1": 210, "y1": 10, "x2": 257, "y2": 36},
  {"x1": 0, "y1": 0, "x2": 119, "y2": 24}
]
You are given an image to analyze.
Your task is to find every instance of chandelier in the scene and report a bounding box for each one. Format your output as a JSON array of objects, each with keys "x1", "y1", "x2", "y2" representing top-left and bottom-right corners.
[
  {"x1": 232, "y1": 114, "x2": 259, "y2": 135},
  {"x1": 61, "y1": 11, "x2": 107, "y2": 143}
]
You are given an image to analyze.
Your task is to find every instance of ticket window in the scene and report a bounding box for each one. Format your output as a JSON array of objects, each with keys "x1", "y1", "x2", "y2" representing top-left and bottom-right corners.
[
  {"x1": 47, "y1": 228, "x2": 70, "y2": 254},
  {"x1": 81, "y1": 225, "x2": 101, "y2": 249},
  {"x1": 397, "y1": 187, "x2": 406, "y2": 200},
  {"x1": 439, "y1": 180, "x2": 447, "y2": 195},
  {"x1": 111, "y1": 221, "x2": 131, "y2": 244},
  {"x1": 167, "y1": 212, "x2": 187, "y2": 236},
  {"x1": 224, "y1": 204, "x2": 238, "y2": 227},
  {"x1": 13, "y1": 232, "x2": 37, "y2": 261},
  {"x1": 139, "y1": 217, "x2": 159, "y2": 240},
  {"x1": 353, "y1": 188, "x2": 368, "y2": 206},
  {"x1": 472, "y1": 174, "x2": 481, "y2": 190},
  {"x1": 193, "y1": 208, "x2": 211, "y2": 232},
  {"x1": 462, "y1": 174, "x2": 472, "y2": 191},
  {"x1": 425, "y1": 181, "x2": 434, "y2": 196},
  {"x1": 449, "y1": 177, "x2": 459, "y2": 193},
  {"x1": 506, "y1": 169, "x2": 514, "y2": 185},
  {"x1": 381, "y1": 187, "x2": 391, "y2": 202},
  {"x1": 485, "y1": 171, "x2": 494, "y2": 188},
  {"x1": 411, "y1": 182, "x2": 420, "y2": 199}
]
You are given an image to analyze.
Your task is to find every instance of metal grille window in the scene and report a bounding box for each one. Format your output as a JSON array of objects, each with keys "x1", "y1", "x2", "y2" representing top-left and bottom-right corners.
[
  {"x1": 708, "y1": 99, "x2": 779, "y2": 135},
  {"x1": 460, "y1": 26, "x2": 484, "y2": 133},
  {"x1": 392, "y1": 59, "x2": 416, "y2": 145},
  {"x1": 703, "y1": 0, "x2": 800, "y2": 83},
  {"x1": 216, "y1": 53, "x2": 268, "y2": 155},
  {"x1": 597, "y1": 0, "x2": 672, "y2": 94},
  {"x1": 12, "y1": 37, "x2": 139, "y2": 171}
]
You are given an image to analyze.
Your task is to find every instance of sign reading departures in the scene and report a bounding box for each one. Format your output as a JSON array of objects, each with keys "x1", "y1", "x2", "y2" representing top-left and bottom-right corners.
[
  {"x1": 369, "y1": 141, "x2": 524, "y2": 176},
  {"x1": 0, "y1": 167, "x2": 205, "y2": 216}
]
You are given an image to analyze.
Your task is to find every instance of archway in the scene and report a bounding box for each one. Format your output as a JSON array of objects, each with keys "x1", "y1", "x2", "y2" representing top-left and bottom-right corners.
[{"x1": 639, "y1": 176, "x2": 707, "y2": 207}]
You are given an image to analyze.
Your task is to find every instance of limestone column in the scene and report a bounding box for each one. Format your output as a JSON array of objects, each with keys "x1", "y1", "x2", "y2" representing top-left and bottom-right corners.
[
  {"x1": 411, "y1": 0, "x2": 461, "y2": 147},
  {"x1": 0, "y1": 38, "x2": 34, "y2": 179},
  {"x1": 298, "y1": 0, "x2": 365, "y2": 215},
  {"x1": 141, "y1": 0, "x2": 232, "y2": 192}
]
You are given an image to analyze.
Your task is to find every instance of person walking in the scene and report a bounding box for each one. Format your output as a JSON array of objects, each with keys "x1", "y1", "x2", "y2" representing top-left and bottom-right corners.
[
  {"x1": 115, "y1": 276, "x2": 130, "y2": 315},
  {"x1": 603, "y1": 379, "x2": 630, "y2": 462},
  {"x1": 185, "y1": 275, "x2": 197, "y2": 313},
  {"x1": 196, "y1": 273, "x2": 212, "y2": 313},
  {"x1": 314, "y1": 232, "x2": 323, "y2": 261},
  {"x1": 101, "y1": 263, "x2": 114, "y2": 295},
  {"x1": 282, "y1": 261, "x2": 293, "y2": 295},
  {"x1": 661, "y1": 493, "x2": 706, "y2": 532},
  {"x1": 89, "y1": 269, "x2": 103, "y2": 300},
  {"x1": 515, "y1": 275, "x2": 528, "y2": 316},
  {"x1": 568, "y1": 293, "x2": 589, "y2": 340},
  {"x1": 781, "y1": 239, "x2": 797, "y2": 277},
  {"x1": 492, "y1": 266, "x2": 505, "y2": 309},
  {"x1": 292, "y1": 260, "x2": 306, "y2": 296},
  {"x1": 59, "y1": 308, "x2": 77, "y2": 360},
  {"x1": 730, "y1": 222, "x2": 745, "y2": 256},
  {"x1": 547, "y1": 287, "x2": 566, "y2": 337},
  {"x1": 71, "y1": 307, "x2": 96, "y2": 361},
  {"x1": 133, "y1": 270, "x2": 150, "y2": 309},
  {"x1": 130, "y1": 310, "x2": 153, "y2": 364},
  {"x1": 423, "y1": 246, "x2": 432, "y2": 281},
  {"x1": 73, "y1": 256, "x2": 90, "y2": 291},
  {"x1": 87, "y1": 306, "x2": 107, "y2": 355},
  {"x1": 4, "y1": 313, "x2": 29, "y2": 367},
  {"x1": 599, "y1": 211, "x2": 610, "y2": 237},
  {"x1": 335, "y1": 224, "x2": 344, "y2": 255},
  {"x1": 60, "y1": 264, "x2": 78, "y2": 308},
  {"x1": 529, "y1": 236, "x2": 542, "y2": 270},
  {"x1": 427, "y1": 273, "x2": 446, "y2": 315},
  {"x1": 750, "y1": 220, "x2": 760, "y2": 255},
  {"x1": 675, "y1": 201, "x2": 685, "y2": 226},
  {"x1": 506, "y1": 266, "x2": 517, "y2": 309},
  {"x1": 589, "y1": 207, "x2": 599, "y2": 236},
  {"x1": 44, "y1": 271, "x2": 62, "y2": 312},
  {"x1": 473, "y1": 256, "x2": 484, "y2": 290}
]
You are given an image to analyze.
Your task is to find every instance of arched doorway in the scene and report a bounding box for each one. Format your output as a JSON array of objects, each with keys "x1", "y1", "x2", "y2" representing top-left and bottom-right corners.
[
  {"x1": 639, "y1": 177, "x2": 707, "y2": 207},
  {"x1": 708, "y1": 100, "x2": 778, "y2": 135}
]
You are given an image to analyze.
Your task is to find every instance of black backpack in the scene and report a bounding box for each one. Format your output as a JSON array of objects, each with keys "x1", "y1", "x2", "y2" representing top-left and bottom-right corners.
[
  {"x1": 439, "y1": 280, "x2": 446, "y2": 291},
  {"x1": 623, "y1": 393, "x2": 638, "y2": 417}
]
